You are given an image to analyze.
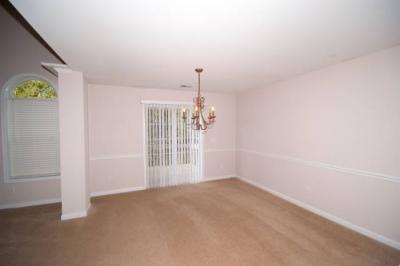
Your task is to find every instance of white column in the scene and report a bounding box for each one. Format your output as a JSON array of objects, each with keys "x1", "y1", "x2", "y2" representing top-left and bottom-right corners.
[{"x1": 57, "y1": 69, "x2": 90, "y2": 220}]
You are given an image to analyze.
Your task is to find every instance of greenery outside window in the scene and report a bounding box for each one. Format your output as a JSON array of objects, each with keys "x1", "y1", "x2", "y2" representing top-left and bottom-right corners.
[{"x1": 13, "y1": 79, "x2": 58, "y2": 100}]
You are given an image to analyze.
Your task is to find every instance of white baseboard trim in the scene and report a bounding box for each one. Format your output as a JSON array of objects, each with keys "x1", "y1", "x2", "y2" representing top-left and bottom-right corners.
[
  {"x1": 90, "y1": 177, "x2": 237, "y2": 197},
  {"x1": 0, "y1": 177, "x2": 236, "y2": 210},
  {"x1": 203, "y1": 174, "x2": 237, "y2": 181},
  {"x1": 61, "y1": 211, "x2": 86, "y2": 220},
  {"x1": 90, "y1": 186, "x2": 146, "y2": 197},
  {"x1": 0, "y1": 198, "x2": 60, "y2": 210},
  {"x1": 238, "y1": 176, "x2": 400, "y2": 250},
  {"x1": 61, "y1": 203, "x2": 91, "y2": 221}
]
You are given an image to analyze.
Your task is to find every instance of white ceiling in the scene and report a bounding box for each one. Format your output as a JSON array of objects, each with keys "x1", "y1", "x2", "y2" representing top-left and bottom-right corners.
[{"x1": 10, "y1": 0, "x2": 400, "y2": 92}]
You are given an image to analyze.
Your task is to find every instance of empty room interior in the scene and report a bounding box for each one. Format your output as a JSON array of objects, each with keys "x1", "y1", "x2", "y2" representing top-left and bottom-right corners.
[{"x1": 1, "y1": 1, "x2": 400, "y2": 265}]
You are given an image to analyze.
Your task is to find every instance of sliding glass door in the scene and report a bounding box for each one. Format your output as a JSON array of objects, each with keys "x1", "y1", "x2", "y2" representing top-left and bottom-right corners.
[{"x1": 144, "y1": 103, "x2": 202, "y2": 188}]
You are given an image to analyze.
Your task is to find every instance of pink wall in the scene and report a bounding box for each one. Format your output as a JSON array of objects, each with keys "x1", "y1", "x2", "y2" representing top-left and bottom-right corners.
[
  {"x1": 0, "y1": 6, "x2": 61, "y2": 207},
  {"x1": 88, "y1": 85, "x2": 236, "y2": 194},
  {"x1": 237, "y1": 46, "x2": 400, "y2": 246}
]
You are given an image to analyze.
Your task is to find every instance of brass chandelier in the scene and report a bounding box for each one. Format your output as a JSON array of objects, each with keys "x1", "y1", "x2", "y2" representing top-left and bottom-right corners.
[{"x1": 182, "y1": 68, "x2": 216, "y2": 131}]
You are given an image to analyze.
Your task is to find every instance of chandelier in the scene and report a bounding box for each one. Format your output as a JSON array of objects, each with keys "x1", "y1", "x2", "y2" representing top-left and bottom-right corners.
[{"x1": 182, "y1": 68, "x2": 216, "y2": 131}]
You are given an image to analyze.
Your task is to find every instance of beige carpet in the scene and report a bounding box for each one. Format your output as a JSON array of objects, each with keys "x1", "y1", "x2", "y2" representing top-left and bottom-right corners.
[{"x1": 0, "y1": 178, "x2": 399, "y2": 266}]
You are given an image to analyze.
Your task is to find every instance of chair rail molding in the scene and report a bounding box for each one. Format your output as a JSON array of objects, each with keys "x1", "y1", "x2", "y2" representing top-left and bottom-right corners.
[
  {"x1": 204, "y1": 148, "x2": 236, "y2": 153},
  {"x1": 90, "y1": 153, "x2": 143, "y2": 161},
  {"x1": 237, "y1": 149, "x2": 400, "y2": 183}
]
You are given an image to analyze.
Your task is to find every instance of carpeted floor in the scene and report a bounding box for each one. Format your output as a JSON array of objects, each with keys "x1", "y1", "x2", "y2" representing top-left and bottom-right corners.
[{"x1": 0, "y1": 178, "x2": 399, "y2": 266}]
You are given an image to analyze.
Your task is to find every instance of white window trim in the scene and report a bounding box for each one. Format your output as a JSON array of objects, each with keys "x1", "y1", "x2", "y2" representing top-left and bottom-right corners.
[
  {"x1": 140, "y1": 100, "x2": 193, "y2": 105},
  {"x1": 1, "y1": 73, "x2": 60, "y2": 183}
]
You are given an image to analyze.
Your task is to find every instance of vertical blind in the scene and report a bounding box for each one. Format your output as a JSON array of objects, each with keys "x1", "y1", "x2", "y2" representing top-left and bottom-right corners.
[
  {"x1": 7, "y1": 98, "x2": 60, "y2": 179},
  {"x1": 144, "y1": 103, "x2": 201, "y2": 188}
]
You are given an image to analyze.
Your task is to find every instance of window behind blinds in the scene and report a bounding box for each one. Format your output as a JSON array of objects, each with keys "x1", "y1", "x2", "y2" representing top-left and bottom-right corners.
[
  {"x1": 144, "y1": 103, "x2": 201, "y2": 188},
  {"x1": 7, "y1": 98, "x2": 60, "y2": 179}
]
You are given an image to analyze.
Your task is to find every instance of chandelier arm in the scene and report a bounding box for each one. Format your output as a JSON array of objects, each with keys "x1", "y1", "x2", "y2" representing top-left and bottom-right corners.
[
  {"x1": 192, "y1": 115, "x2": 200, "y2": 130},
  {"x1": 200, "y1": 110, "x2": 209, "y2": 127}
]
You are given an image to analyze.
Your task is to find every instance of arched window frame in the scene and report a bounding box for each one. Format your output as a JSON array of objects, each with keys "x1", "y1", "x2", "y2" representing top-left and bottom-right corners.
[{"x1": 1, "y1": 73, "x2": 60, "y2": 183}]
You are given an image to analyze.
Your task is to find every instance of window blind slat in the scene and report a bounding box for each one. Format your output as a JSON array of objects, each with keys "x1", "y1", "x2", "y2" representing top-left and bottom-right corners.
[{"x1": 7, "y1": 99, "x2": 60, "y2": 178}]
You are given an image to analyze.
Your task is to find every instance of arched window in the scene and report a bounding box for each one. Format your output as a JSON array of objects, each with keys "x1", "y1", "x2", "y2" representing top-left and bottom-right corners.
[{"x1": 1, "y1": 74, "x2": 60, "y2": 182}]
